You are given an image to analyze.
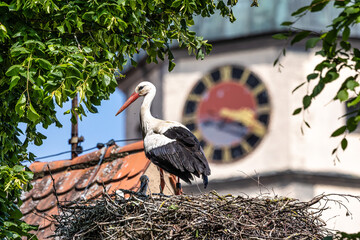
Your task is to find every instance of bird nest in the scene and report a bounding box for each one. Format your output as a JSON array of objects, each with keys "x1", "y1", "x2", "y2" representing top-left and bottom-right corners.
[{"x1": 51, "y1": 190, "x2": 343, "y2": 240}]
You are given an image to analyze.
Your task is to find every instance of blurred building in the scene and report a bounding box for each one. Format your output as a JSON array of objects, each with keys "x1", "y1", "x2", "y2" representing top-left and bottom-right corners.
[{"x1": 117, "y1": 0, "x2": 360, "y2": 233}]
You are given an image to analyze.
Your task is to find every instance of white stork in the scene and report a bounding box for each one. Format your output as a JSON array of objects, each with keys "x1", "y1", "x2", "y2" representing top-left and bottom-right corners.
[{"x1": 116, "y1": 81, "x2": 211, "y2": 190}]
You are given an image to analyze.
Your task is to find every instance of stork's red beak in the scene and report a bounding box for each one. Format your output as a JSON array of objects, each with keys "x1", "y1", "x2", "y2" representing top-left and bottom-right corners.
[{"x1": 115, "y1": 92, "x2": 140, "y2": 116}]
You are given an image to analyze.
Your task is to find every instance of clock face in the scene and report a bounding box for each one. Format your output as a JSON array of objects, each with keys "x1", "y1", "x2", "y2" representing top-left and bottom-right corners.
[{"x1": 182, "y1": 66, "x2": 271, "y2": 163}]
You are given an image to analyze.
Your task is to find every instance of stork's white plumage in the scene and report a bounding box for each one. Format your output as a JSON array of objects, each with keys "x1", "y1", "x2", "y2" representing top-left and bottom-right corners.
[{"x1": 116, "y1": 81, "x2": 211, "y2": 188}]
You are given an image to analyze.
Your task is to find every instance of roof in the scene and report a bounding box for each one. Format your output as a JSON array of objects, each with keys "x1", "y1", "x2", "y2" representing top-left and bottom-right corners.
[{"x1": 20, "y1": 141, "x2": 154, "y2": 240}]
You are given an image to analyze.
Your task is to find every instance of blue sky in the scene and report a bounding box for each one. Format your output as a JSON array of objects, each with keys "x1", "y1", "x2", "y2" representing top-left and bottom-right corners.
[{"x1": 25, "y1": 89, "x2": 130, "y2": 163}]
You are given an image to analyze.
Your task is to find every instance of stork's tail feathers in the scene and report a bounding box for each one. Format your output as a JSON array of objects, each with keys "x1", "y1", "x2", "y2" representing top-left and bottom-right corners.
[{"x1": 202, "y1": 173, "x2": 208, "y2": 189}]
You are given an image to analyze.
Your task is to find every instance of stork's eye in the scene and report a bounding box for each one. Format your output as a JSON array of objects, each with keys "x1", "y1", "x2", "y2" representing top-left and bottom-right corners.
[{"x1": 138, "y1": 86, "x2": 144, "y2": 91}]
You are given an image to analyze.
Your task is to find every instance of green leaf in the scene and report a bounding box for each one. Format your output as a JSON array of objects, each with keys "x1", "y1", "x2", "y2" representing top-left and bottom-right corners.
[
  {"x1": 291, "y1": 31, "x2": 311, "y2": 45},
  {"x1": 6, "y1": 65, "x2": 21, "y2": 76},
  {"x1": 57, "y1": 25, "x2": 65, "y2": 34},
  {"x1": 311, "y1": 82, "x2": 324, "y2": 97},
  {"x1": 9, "y1": 206, "x2": 22, "y2": 219},
  {"x1": 307, "y1": 73, "x2": 318, "y2": 81},
  {"x1": 9, "y1": 76, "x2": 20, "y2": 90},
  {"x1": 23, "y1": 40, "x2": 46, "y2": 49},
  {"x1": 103, "y1": 74, "x2": 111, "y2": 86},
  {"x1": 82, "y1": 11, "x2": 95, "y2": 21},
  {"x1": 303, "y1": 95, "x2": 312, "y2": 109},
  {"x1": 76, "y1": 17, "x2": 84, "y2": 32},
  {"x1": 333, "y1": 16, "x2": 345, "y2": 25},
  {"x1": 346, "y1": 80, "x2": 359, "y2": 90},
  {"x1": 272, "y1": 33, "x2": 288, "y2": 40},
  {"x1": 4, "y1": 221, "x2": 17, "y2": 227},
  {"x1": 37, "y1": 58, "x2": 52, "y2": 70},
  {"x1": 341, "y1": 138, "x2": 348, "y2": 150},
  {"x1": 15, "y1": 94, "x2": 26, "y2": 116},
  {"x1": 292, "y1": 82, "x2": 306, "y2": 93},
  {"x1": 83, "y1": 47, "x2": 92, "y2": 53},
  {"x1": 305, "y1": 37, "x2": 320, "y2": 50},
  {"x1": 324, "y1": 30, "x2": 337, "y2": 44},
  {"x1": 273, "y1": 58, "x2": 279, "y2": 66},
  {"x1": 354, "y1": 48, "x2": 360, "y2": 58},
  {"x1": 168, "y1": 61, "x2": 176, "y2": 72},
  {"x1": 64, "y1": 109, "x2": 70, "y2": 115},
  {"x1": 292, "y1": 108, "x2": 302, "y2": 115},
  {"x1": 54, "y1": 90, "x2": 62, "y2": 107},
  {"x1": 148, "y1": 2, "x2": 155, "y2": 10},
  {"x1": 345, "y1": 7, "x2": 360, "y2": 15},
  {"x1": 171, "y1": 0, "x2": 182, "y2": 8},
  {"x1": 347, "y1": 117, "x2": 358, "y2": 132},
  {"x1": 131, "y1": 58, "x2": 138, "y2": 67},
  {"x1": 315, "y1": 50, "x2": 326, "y2": 57},
  {"x1": 34, "y1": 135, "x2": 43, "y2": 146},
  {"x1": 331, "y1": 148, "x2": 337, "y2": 155},
  {"x1": 27, "y1": 103, "x2": 40, "y2": 122},
  {"x1": 331, "y1": 126, "x2": 346, "y2": 137},
  {"x1": 250, "y1": 0, "x2": 259, "y2": 7},
  {"x1": 340, "y1": 41, "x2": 351, "y2": 51},
  {"x1": 51, "y1": 70, "x2": 63, "y2": 78},
  {"x1": 342, "y1": 27, "x2": 350, "y2": 41},
  {"x1": 337, "y1": 89, "x2": 348, "y2": 102},
  {"x1": 348, "y1": 95, "x2": 360, "y2": 107},
  {"x1": 310, "y1": 0, "x2": 330, "y2": 12},
  {"x1": 281, "y1": 21, "x2": 293, "y2": 26},
  {"x1": 11, "y1": 47, "x2": 29, "y2": 57},
  {"x1": 325, "y1": 71, "x2": 339, "y2": 82},
  {"x1": 291, "y1": 6, "x2": 309, "y2": 16},
  {"x1": 105, "y1": 50, "x2": 114, "y2": 60},
  {"x1": 13, "y1": 165, "x2": 24, "y2": 172},
  {"x1": 67, "y1": 65, "x2": 81, "y2": 78}
]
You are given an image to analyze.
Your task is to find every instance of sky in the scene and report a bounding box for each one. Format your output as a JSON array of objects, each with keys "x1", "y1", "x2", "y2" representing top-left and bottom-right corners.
[{"x1": 24, "y1": 89, "x2": 131, "y2": 163}]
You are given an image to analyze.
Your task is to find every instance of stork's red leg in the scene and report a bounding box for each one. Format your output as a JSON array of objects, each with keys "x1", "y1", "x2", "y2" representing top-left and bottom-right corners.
[
  {"x1": 159, "y1": 168, "x2": 165, "y2": 194},
  {"x1": 176, "y1": 176, "x2": 183, "y2": 195}
]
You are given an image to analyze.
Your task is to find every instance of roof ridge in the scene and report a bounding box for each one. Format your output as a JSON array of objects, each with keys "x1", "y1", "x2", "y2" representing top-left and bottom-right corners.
[{"x1": 30, "y1": 141, "x2": 144, "y2": 179}]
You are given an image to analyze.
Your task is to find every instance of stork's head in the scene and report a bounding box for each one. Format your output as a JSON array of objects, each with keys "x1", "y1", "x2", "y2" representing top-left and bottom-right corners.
[
  {"x1": 134, "y1": 81, "x2": 155, "y2": 96},
  {"x1": 115, "y1": 81, "x2": 156, "y2": 116}
]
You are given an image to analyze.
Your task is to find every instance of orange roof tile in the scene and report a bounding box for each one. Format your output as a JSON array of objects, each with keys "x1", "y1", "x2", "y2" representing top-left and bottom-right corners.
[
  {"x1": 30, "y1": 176, "x2": 53, "y2": 200},
  {"x1": 74, "y1": 165, "x2": 97, "y2": 189},
  {"x1": 20, "y1": 141, "x2": 156, "y2": 240}
]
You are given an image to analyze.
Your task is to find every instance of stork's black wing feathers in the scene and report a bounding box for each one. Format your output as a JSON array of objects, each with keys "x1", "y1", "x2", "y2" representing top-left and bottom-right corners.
[
  {"x1": 146, "y1": 127, "x2": 211, "y2": 187},
  {"x1": 163, "y1": 127, "x2": 210, "y2": 175},
  {"x1": 146, "y1": 143, "x2": 194, "y2": 184},
  {"x1": 163, "y1": 126, "x2": 199, "y2": 147}
]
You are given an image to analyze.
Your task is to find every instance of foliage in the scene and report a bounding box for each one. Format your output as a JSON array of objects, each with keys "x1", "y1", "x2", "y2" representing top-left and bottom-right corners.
[
  {"x1": 0, "y1": 165, "x2": 37, "y2": 239},
  {"x1": 0, "y1": 0, "x2": 257, "y2": 238},
  {"x1": 274, "y1": 0, "x2": 360, "y2": 159}
]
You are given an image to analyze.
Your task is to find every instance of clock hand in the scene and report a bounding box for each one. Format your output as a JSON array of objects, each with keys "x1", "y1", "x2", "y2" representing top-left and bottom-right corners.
[
  {"x1": 219, "y1": 108, "x2": 266, "y2": 137},
  {"x1": 202, "y1": 111, "x2": 247, "y2": 138},
  {"x1": 217, "y1": 122, "x2": 248, "y2": 137}
]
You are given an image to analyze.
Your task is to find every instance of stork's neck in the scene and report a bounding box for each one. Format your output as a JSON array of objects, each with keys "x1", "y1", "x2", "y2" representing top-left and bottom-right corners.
[{"x1": 140, "y1": 89, "x2": 157, "y2": 135}]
